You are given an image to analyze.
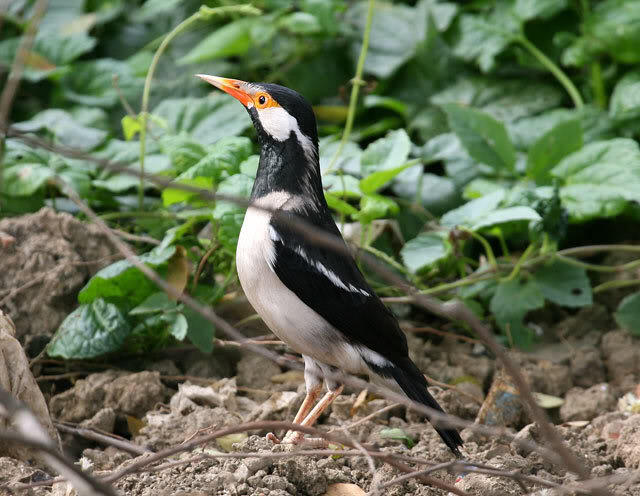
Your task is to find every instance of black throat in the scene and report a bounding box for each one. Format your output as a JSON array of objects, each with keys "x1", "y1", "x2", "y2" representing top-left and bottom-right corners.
[{"x1": 249, "y1": 115, "x2": 325, "y2": 207}]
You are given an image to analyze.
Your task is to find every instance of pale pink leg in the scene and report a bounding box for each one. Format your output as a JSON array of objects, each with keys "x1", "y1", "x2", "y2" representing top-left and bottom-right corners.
[
  {"x1": 267, "y1": 384, "x2": 322, "y2": 444},
  {"x1": 283, "y1": 385, "x2": 344, "y2": 444}
]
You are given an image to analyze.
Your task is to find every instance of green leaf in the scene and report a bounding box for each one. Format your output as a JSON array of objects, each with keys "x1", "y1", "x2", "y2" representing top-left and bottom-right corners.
[
  {"x1": 179, "y1": 19, "x2": 253, "y2": 65},
  {"x1": 345, "y1": 1, "x2": 427, "y2": 78},
  {"x1": 78, "y1": 245, "x2": 176, "y2": 305},
  {"x1": 121, "y1": 115, "x2": 143, "y2": 141},
  {"x1": 514, "y1": 0, "x2": 569, "y2": 20},
  {"x1": 610, "y1": 70, "x2": 640, "y2": 121},
  {"x1": 178, "y1": 137, "x2": 253, "y2": 182},
  {"x1": 379, "y1": 428, "x2": 415, "y2": 449},
  {"x1": 167, "y1": 313, "x2": 188, "y2": 340},
  {"x1": 240, "y1": 155, "x2": 260, "y2": 178},
  {"x1": 584, "y1": 0, "x2": 640, "y2": 64},
  {"x1": 533, "y1": 261, "x2": 592, "y2": 308},
  {"x1": 183, "y1": 307, "x2": 215, "y2": 353},
  {"x1": 211, "y1": 173, "x2": 253, "y2": 219},
  {"x1": 323, "y1": 174, "x2": 362, "y2": 198},
  {"x1": 552, "y1": 139, "x2": 640, "y2": 221},
  {"x1": 614, "y1": 291, "x2": 640, "y2": 336},
  {"x1": 442, "y1": 103, "x2": 515, "y2": 172},
  {"x1": 61, "y1": 58, "x2": 144, "y2": 107},
  {"x1": 0, "y1": 33, "x2": 96, "y2": 82},
  {"x1": 152, "y1": 95, "x2": 252, "y2": 146},
  {"x1": 526, "y1": 119, "x2": 583, "y2": 184},
  {"x1": 279, "y1": 12, "x2": 322, "y2": 34},
  {"x1": 490, "y1": 278, "x2": 545, "y2": 348},
  {"x1": 129, "y1": 292, "x2": 177, "y2": 316},
  {"x1": 356, "y1": 194, "x2": 399, "y2": 223},
  {"x1": 471, "y1": 207, "x2": 541, "y2": 231},
  {"x1": 13, "y1": 109, "x2": 107, "y2": 151},
  {"x1": 401, "y1": 233, "x2": 451, "y2": 274},
  {"x1": 131, "y1": 0, "x2": 185, "y2": 22},
  {"x1": 360, "y1": 129, "x2": 411, "y2": 176},
  {"x1": 325, "y1": 193, "x2": 359, "y2": 216},
  {"x1": 319, "y1": 137, "x2": 362, "y2": 175},
  {"x1": 47, "y1": 299, "x2": 132, "y2": 359},
  {"x1": 441, "y1": 190, "x2": 505, "y2": 228},
  {"x1": 159, "y1": 133, "x2": 207, "y2": 172},
  {"x1": 359, "y1": 161, "x2": 419, "y2": 194},
  {"x1": 2, "y1": 163, "x2": 54, "y2": 196},
  {"x1": 452, "y1": 8, "x2": 519, "y2": 72}
]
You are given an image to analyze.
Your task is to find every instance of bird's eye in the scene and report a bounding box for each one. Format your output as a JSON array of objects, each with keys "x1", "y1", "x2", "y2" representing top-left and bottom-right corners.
[{"x1": 258, "y1": 95, "x2": 267, "y2": 105}]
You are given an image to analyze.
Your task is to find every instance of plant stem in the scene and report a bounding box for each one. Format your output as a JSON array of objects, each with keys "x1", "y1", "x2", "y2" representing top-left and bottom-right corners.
[
  {"x1": 324, "y1": 0, "x2": 375, "y2": 175},
  {"x1": 591, "y1": 61, "x2": 606, "y2": 109},
  {"x1": 517, "y1": 36, "x2": 584, "y2": 109},
  {"x1": 593, "y1": 279, "x2": 640, "y2": 294},
  {"x1": 502, "y1": 243, "x2": 536, "y2": 282},
  {"x1": 137, "y1": 4, "x2": 261, "y2": 210},
  {"x1": 459, "y1": 227, "x2": 497, "y2": 269},
  {"x1": 362, "y1": 244, "x2": 413, "y2": 278}
]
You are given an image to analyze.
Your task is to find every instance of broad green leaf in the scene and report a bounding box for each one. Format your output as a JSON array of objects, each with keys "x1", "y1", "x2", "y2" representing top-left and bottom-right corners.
[
  {"x1": 161, "y1": 177, "x2": 211, "y2": 207},
  {"x1": 121, "y1": 115, "x2": 142, "y2": 141},
  {"x1": 359, "y1": 162, "x2": 419, "y2": 194},
  {"x1": 514, "y1": 0, "x2": 569, "y2": 20},
  {"x1": 610, "y1": 70, "x2": 640, "y2": 121},
  {"x1": 533, "y1": 261, "x2": 592, "y2": 307},
  {"x1": 2, "y1": 163, "x2": 54, "y2": 196},
  {"x1": 93, "y1": 155, "x2": 171, "y2": 193},
  {"x1": 218, "y1": 211, "x2": 245, "y2": 252},
  {"x1": 167, "y1": 313, "x2": 188, "y2": 340},
  {"x1": 452, "y1": 8, "x2": 519, "y2": 72},
  {"x1": 78, "y1": 245, "x2": 176, "y2": 305},
  {"x1": 490, "y1": 278, "x2": 545, "y2": 348},
  {"x1": 159, "y1": 134, "x2": 207, "y2": 172},
  {"x1": 441, "y1": 190, "x2": 505, "y2": 228},
  {"x1": 325, "y1": 193, "x2": 359, "y2": 216},
  {"x1": 48, "y1": 299, "x2": 132, "y2": 359},
  {"x1": 356, "y1": 194, "x2": 399, "y2": 223},
  {"x1": 211, "y1": 173, "x2": 253, "y2": 219},
  {"x1": 129, "y1": 292, "x2": 177, "y2": 316},
  {"x1": 361, "y1": 129, "x2": 411, "y2": 176},
  {"x1": 552, "y1": 139, "x2": 640, "y2": 221},
  {"x1": 363, "y1": 95, "x2": 408, "y2": 117},
  {"x1": 240, "y1": 155, "x2": 260, "y2": 178},
  {"x1": 131, "y1": 0, "x2": 185, "y2": 22},
  {"x1": 442, "y1": 104, "x2": 515, "y2": 172},
  {"x1": 0, "y1": 33, "x2": 96, "y2": 82},
  {"x1": 61, "y1": 58, "x2": 144, "y2": 107},
  {"x1": 614, "y1": 292, "x2": 640, "y2": 336},
  {"x1": 279, "y1": 12, "x2": 322, "y2": 34},
  {"x1": 401, "y1": 233, "x2": 451, "y2": 274},
  {"x1": 471, "y1": 206, "x2": 541, "y2": 231},
  {"x1": 152, "y1": 95, "x2": 251, "y2": 145},
  {"x1": 13, "y1": 109, "x2": 107, "y2": 151},
  {"x1": 323, "y1": 174, "x2": 362, "y2": 198},
  {"x1": 392, "y1": 169, "x2": 458, "y2": 215},
  {"x1": 345, "y1": 1, "x2": 426, "y2": 78},
  {"x1": 526, "y1": 119, "x2": 582, "y2": 184},
  {"x1": 179, "y1": 19, "x2": 253, "y2": 65},
  {"x1": 584, "y1": 0, "x2": 640, "y2": 64},
  {"x1": 319, "y1": 138, "x2": 362, "y2": 175},
  {"x1": 379, "y1": 428, "x2": 415, "y2": 448},
  {"x1": 183, "y1": 307, "x2": 215, "y2": 353},
  {"x1": 177, "y1": 137, "x2": 253, "y2": 182}
]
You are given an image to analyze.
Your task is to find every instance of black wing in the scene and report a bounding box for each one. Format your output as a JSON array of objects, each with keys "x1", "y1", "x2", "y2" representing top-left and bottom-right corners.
[{"x1": 268, "y1": 210, "x2": 408, "y2": 362}]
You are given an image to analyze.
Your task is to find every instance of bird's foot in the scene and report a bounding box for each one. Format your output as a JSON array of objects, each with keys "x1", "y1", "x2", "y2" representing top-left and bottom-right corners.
[{"x1": 266, "y1": 430, "x2": 330, "y2": 448}]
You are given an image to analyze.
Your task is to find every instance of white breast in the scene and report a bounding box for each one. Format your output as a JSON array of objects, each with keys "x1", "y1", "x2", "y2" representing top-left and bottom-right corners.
[{"x1": 235, "y1": 191, "x2": 369, "y2": 374}]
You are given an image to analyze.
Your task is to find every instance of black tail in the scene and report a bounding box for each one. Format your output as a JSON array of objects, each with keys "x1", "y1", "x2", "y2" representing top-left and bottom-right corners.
[{"x1": 388, "y1": 358, "x2": 463, "y2": 457}]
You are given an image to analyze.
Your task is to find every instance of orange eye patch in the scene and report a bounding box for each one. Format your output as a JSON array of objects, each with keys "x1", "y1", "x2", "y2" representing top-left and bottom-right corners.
[{"x1": 254, "y1": 92, "x2": 280, "y2": 109}]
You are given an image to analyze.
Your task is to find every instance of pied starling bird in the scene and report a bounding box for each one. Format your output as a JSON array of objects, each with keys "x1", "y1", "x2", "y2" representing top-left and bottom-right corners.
[{"x1": 197, "y1": 75, "x2": 463, "y2": 456}]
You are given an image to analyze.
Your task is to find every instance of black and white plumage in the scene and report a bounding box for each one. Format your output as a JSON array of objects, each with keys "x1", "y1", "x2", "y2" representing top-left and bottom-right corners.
[{"x1": 197, "y1": 75, "x2": 463, "y2": 456}]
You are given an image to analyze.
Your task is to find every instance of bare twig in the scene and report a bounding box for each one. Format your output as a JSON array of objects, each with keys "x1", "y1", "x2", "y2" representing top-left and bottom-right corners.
[{"x1": 54, "y1": 422, "x2": 151, "y2": 456}]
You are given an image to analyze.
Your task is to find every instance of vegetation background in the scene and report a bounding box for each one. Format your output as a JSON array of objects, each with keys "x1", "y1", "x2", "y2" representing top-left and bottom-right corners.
[{"x1": 2, "y1": 0, "x2": 640, "y2": 359}]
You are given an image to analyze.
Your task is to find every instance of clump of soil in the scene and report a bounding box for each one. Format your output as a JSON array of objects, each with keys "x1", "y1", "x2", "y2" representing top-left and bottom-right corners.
[{"x1": 0, "y1": 207, "x2": 117, "y2": 349}]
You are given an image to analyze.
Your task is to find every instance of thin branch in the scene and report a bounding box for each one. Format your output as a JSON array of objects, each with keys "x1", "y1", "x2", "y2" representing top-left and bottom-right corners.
[{"x1": 54, "y1": 422, "x2": 150, "y2": 456}]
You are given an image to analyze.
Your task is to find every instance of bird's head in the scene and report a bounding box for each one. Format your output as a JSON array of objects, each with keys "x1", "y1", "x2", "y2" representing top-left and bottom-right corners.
[
  {"x1": 197, "y1": 74, "x2": 322, "y2": 202},
  {"x1": 197, "y1": 75, "x2": 318, "y2": 161}
]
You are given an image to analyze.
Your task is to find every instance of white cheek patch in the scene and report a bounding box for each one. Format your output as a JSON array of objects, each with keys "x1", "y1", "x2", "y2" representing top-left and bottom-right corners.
[{"x1": 257, "y1": 106, "x2": 316, "y2": 162}]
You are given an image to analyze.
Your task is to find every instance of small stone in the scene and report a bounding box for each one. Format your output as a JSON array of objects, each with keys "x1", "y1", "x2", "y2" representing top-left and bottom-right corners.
[
  {"x1": 614, "y1": 414, "x2": 640, "y2": 468},
  {"x1": 560, "y1": 383, "x2": 616, "y2": 422},
  {"x1": 511, "y1": 423, "x2": 539, "y2": 457},
  {"x1": 80, "y1": 407, "x2": 116, "y2": 433},
  {"x1": 236, "y1": 352, "x2": 281, "y2": 391},
  {"x1": 455, "y1": 472, "x2": 522, "y2": 495},
  {"x1": 570, "y1": 348, "x2": 606, "y2": 388}
]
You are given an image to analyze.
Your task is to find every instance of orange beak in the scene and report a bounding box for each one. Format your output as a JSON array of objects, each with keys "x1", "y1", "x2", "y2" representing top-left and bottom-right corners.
[{"x1": 196, "y1": 74, "x2": 252, "y2": 107}]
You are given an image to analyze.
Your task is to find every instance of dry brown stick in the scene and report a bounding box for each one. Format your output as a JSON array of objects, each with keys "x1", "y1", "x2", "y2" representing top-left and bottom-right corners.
[
  {"x1": 36, "y1": 371, "x2": 88, "y2": 382},
  {"x1": 328, "y1": 403, "x2": 400, "y2": 433},
  {"x1": 192, "y1": 241, "x2": 218, "y2": 289},
  {"x1": 111, "y1": 227, "x2": 160, "y2": 245},
  {"x1": 54, "y1": 422, "x2": 150, "y2": 456}
]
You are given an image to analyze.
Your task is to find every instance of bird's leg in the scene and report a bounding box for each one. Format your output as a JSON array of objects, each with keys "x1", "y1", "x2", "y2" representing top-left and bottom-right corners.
[
  {"x1": 267, "y1": 383, "x2": 322, "y2": 444},
  {"x1": 282, "y1": 384, "x2": 344, "y2": 445}
]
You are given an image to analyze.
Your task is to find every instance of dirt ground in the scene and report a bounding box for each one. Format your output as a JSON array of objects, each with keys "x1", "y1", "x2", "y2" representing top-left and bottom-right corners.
[{"x1": 1, "y1": 209, "x2": 640, "y2": 495}]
